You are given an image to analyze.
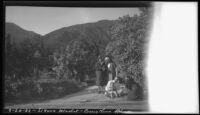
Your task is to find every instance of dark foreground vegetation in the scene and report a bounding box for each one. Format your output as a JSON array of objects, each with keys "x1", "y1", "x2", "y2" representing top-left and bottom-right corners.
[{"x1": 4, "y1": 79, "x2": 83, "y2": 103}]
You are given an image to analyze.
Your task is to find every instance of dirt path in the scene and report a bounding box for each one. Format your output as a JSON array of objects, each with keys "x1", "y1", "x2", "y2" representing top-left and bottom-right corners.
[{"x1": 5, "y1": 86, "x2": 148, "y2": 110}]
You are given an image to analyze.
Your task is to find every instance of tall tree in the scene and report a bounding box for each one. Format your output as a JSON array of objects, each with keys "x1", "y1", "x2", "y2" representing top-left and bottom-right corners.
[
  {"x1": 52, "y1": 39, "x2": 98, "y2": 81},
  {"x1": 105, "y1": 7, "x2": 152, "y2": 99}
]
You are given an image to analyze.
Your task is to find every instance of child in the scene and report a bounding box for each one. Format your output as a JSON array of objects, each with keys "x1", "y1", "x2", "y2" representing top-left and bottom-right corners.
[{"x1": 104, "y1": 77, "x2": 119, "y2": 98}]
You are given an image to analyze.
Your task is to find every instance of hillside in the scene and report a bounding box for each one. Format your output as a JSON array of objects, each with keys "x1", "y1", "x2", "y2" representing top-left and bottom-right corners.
[
  {"x1": 5, "y1": 20, "x2": 115, "y2": 53},
  {"x1": 5, "y1": 22, "x2": 41, "y2": 44},
  {"x1": 43, "y1": 20, "x2": 115, "y2": 50}
]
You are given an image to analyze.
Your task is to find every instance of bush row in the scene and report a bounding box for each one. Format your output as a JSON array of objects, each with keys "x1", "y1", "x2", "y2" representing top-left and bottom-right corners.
[{"x1": 4, "y1": 79, "x2": 80, "y2": 102}]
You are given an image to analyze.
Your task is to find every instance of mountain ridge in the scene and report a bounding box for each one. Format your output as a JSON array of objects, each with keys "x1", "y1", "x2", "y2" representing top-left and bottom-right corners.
[
  {"x1": 6, "y1": 22, "x2": 39, "y2": 34},
  {"x1": 5, "y1": 20, "x2": 115, "y2": 51},
  {"x1": 5, "y1": 22, "x2": 42, "y2": 44},
  {"x1": 42, "y1": 19, "x2": 115, "y2": 49}
]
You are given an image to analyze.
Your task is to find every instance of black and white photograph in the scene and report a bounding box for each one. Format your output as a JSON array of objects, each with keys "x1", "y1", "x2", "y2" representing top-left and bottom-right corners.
[{"x1": 2, "y1": 1, "x2": 198, "y2": 114}]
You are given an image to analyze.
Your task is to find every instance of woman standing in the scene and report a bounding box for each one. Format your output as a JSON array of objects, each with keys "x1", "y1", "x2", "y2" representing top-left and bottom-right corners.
[
  {"x1": 101, "y1": 58, "x2": 109, "y2": 91},
  {"x1": 95, "y1": 56, "x2": 104, "y2": 94},
  {"x1": 105, "y1": 57, "x2": 117, "y2": 81}
]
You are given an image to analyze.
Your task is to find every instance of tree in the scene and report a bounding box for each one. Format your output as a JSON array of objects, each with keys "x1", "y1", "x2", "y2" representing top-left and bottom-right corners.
[
  {"x1": 5, "y1": 34, "x2": 15, "y2": 80},
  {"x1": 51, "y1": 39, "x2": 98, "y2": 81},
  {"x1": 105, "y1": 7, "x2": 152, "y2": 99},
  {"x1": 5, "y1": 36, "x2": 49, "y2": 80},
  {"x1": 65, "y1": 39, "x2": 97, "y2": 81}
]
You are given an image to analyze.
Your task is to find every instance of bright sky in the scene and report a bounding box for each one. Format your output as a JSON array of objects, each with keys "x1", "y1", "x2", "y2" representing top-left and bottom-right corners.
[{"x1": 6, "y1": 6, "x2": 140, "y2": 35}]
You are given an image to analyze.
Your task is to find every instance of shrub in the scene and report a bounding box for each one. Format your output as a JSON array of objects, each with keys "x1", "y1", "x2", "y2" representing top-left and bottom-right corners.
[
  {"x1": 105, "y1": 8, "x2": 152, "y2": 88},
  {"x1": 4, "y1": 79, "x2": 80, "y2": 102},
  {"x1": 105, "y1": 8, "x2": 152, "y2": 100}
]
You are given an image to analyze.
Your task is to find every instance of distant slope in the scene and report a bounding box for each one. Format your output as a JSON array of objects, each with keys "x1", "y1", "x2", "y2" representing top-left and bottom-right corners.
[
  {"x1": 5, "y1": 20, "x2": 116, "y2": 54},
  {"x1": 5, "y1": 22, "x2": 41, "y2": 44},
  {"x1": 43, "y1": 20, "x2": 115, "y2": 50}
]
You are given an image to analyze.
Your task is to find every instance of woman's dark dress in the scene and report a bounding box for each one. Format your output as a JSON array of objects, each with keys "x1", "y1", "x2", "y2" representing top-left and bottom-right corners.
[
  {"x1": 95, "y1": 62, "x2": 104, "y2": 86},
  {"x1": 95, "y1": 61, "x2": 108, "y2": 86},
  {"x1": 101, "y1": 62, "x2": 108, "y2": 86}
]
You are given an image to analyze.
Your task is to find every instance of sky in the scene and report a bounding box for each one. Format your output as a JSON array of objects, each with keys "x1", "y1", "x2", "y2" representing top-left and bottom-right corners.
[{"x1": 6, "y1": 6, "x2": 140, "y2": 35}]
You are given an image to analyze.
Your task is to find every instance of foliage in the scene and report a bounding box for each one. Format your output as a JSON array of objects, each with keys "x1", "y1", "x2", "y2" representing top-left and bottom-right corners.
[
  {"x1": 52, "y1": 39, "x2": 98, "y2": 81},
  {"x1": 105, "y1": 8, "x2": 152, "y2": 87},
  {"x1": 5, "y1": 34, "x2": 51, "y2": 81},
  {"x1": 4, "y1": 79, "x2": 80, "y2": 101}
]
